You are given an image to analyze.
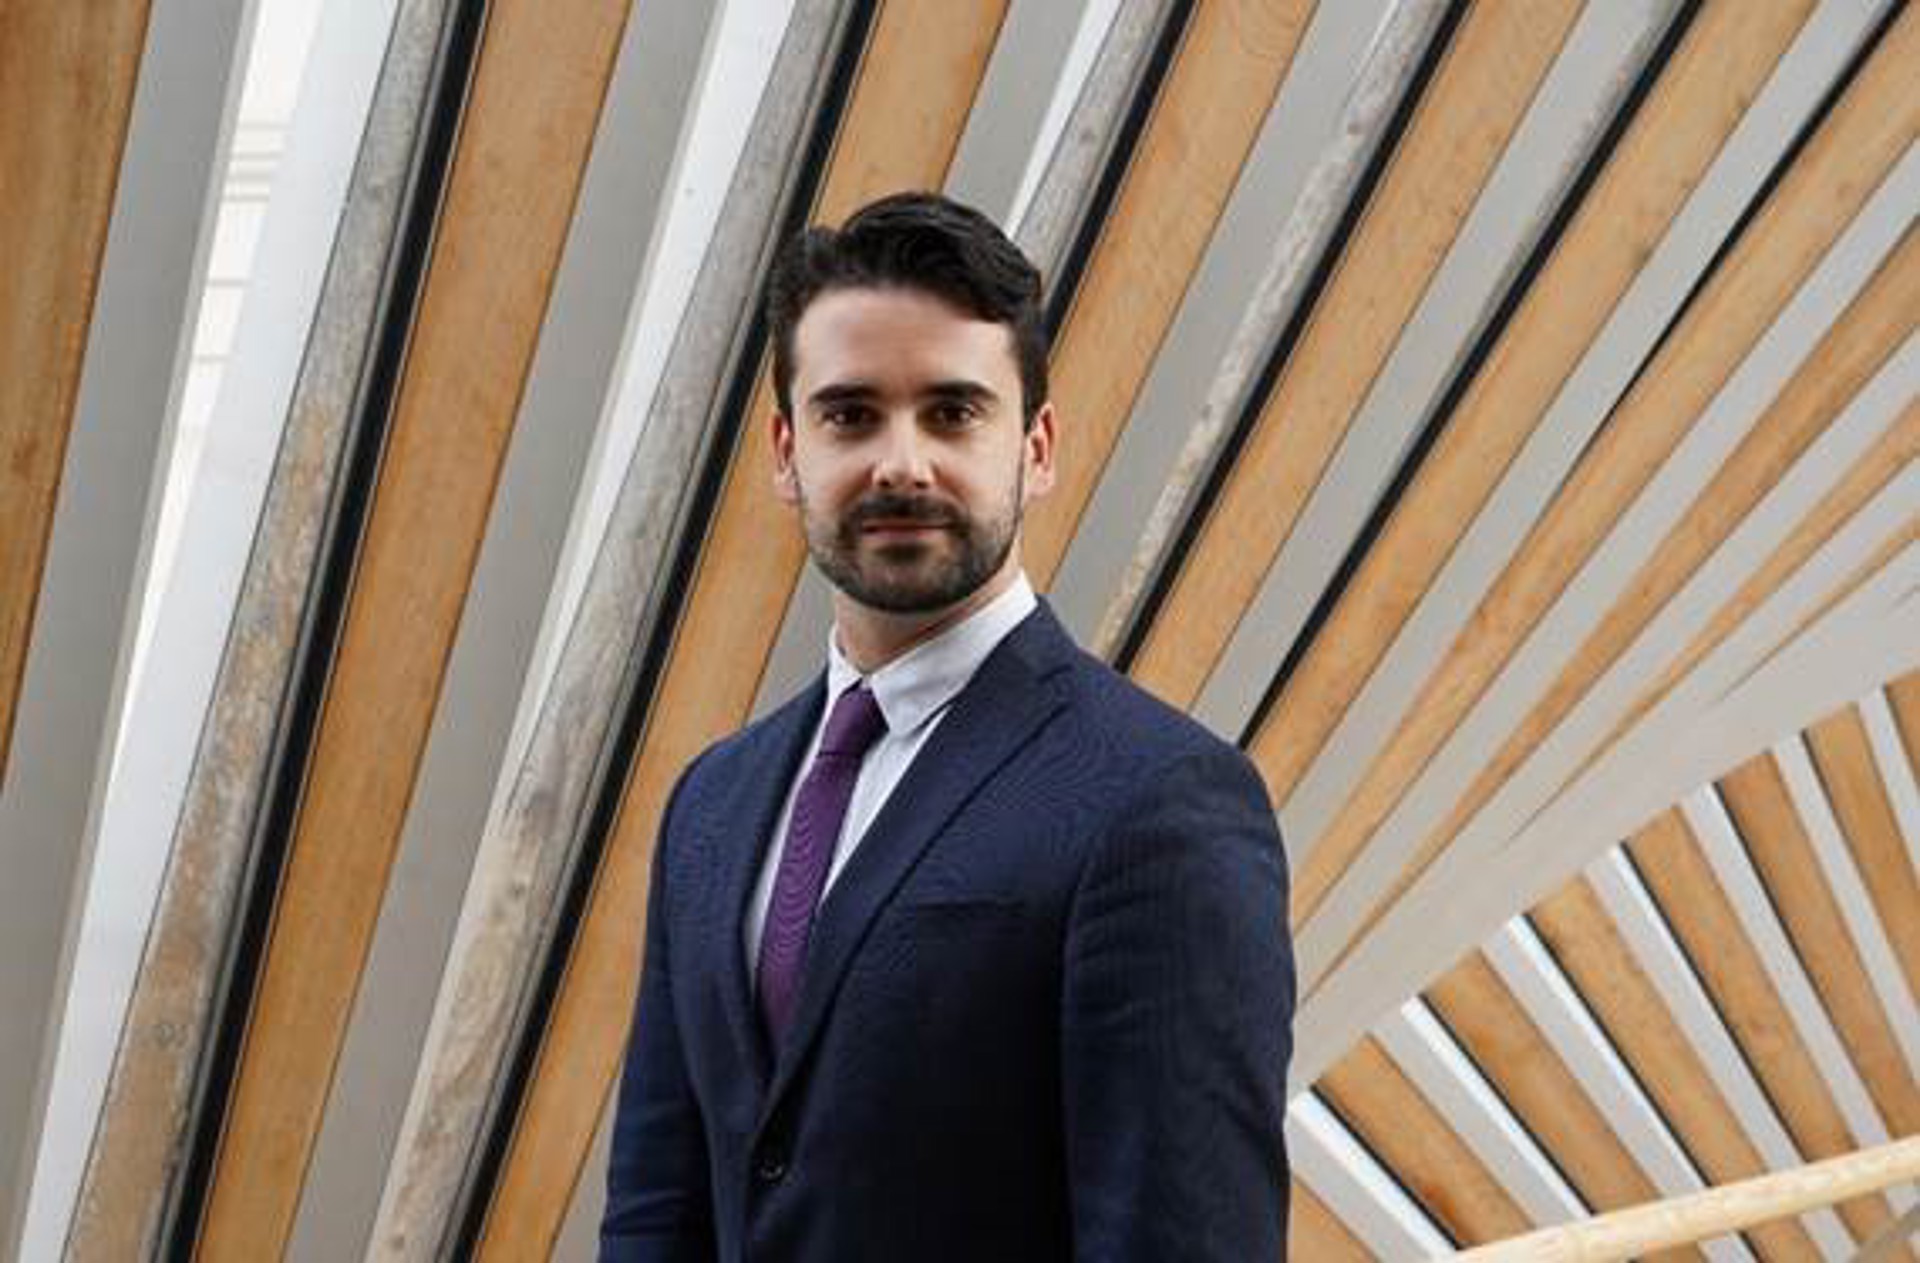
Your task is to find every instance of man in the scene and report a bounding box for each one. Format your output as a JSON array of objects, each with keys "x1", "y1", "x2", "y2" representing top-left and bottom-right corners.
[{"x1": 603, "y1": 192, "x2": 1294, "y2": 1261}]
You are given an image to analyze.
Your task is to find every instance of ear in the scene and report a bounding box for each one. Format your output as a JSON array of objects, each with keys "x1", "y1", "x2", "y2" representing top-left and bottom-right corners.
[
  {"x1": 1021, "y1": 401, "x2": 1057, "y2": 501},
  {"x1": 771, "y1": 409, "x2": 800, "y2": 504}
]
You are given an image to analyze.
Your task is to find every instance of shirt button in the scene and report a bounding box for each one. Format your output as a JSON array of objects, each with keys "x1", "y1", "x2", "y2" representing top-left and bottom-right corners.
[{"x1": 755, "y1": 1150, "x2": 788, "y2": 1183}]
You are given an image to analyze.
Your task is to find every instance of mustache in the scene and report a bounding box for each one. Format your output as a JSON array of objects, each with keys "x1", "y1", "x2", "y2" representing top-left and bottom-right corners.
[{"x1": 845, "y1": 494, "x2": 964, "y2": 529}]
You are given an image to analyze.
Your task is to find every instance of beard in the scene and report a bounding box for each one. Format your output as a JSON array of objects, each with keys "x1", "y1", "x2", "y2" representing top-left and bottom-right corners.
[{"x1": 801, "y1": 477, "x2": 1021, "y2": 615}]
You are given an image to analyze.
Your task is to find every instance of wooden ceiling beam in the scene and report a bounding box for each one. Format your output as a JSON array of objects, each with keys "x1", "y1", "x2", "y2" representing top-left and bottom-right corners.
[
  {"x1": 467, "y1": 5, "x2": 1009, "y2": 1256},
  {"x1": 0, "y1": 0, "x2": 152, "y2": 781},
  {"x1": 1805, "y1": 703, "x2": 1920, "y2": 1004},
  {"x1": 1322, "y1": 214, "x2": 1919, "y2": 980},
  {"x1": 1627, "y1": 809, "x2": 1902, "y2": 1247},
  {"x1": 1425, "y1": 951, "x2": 1700, "y2": 1261},
  {"x1": 1316, "y1": 1034, "x2": 1533, "y2": 1247},
  {"x1": 1575, "y1": 398, "x2": 1919, "y2": 795},
  {"x1": 1289, "y1": 1178, "x2": 1374, "y2": 1261},
  {"x1": 1021, "y1": 0, "x2": 1315, "y2": 581},
  {"x1": 1718, "y1": 753, "x2": 1920, "y2": 1138},
  {"x1": 188, "y1": 0, "x2": 637, "y2": 1254},
  {"x1": 1125, "y1": 0, "x2": 1583, "y2": 708},
  {"x1": 1268, "y1": 4, "x2": 1914, "y2": 931},
  {"x1": 1530, "y1": 878, "x2": 1825, "y2": 1262}
]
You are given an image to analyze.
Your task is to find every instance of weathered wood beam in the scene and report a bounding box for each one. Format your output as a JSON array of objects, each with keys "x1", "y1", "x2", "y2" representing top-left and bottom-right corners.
[
  {"x1": 188, "y1": 0, "x2": 637, "y2": 1255},
  {"x1": 66, "y1": 1, "x2": 454, "y2": 1254}
]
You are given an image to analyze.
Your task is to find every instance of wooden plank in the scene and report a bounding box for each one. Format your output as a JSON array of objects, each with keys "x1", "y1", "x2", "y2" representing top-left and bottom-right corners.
[
  {"x1": 1316, "y1": 1034, "x2": 1532, "y2": 1247},
  {"x1": 1125, "y1": 0, "x2": 1583, "y2": 708},
  {"x1": 1261, "y1": 3, "x2": 1914, "y2": 928},
  {"x1": 1531, "y1": 878, "x2": 1824, "y2": 1263},
  {"x1": 1578, "y1": 399, "x2": 1919, "y2": 791},
  {"x1": 1425, "y1": 952, "x2": 1702, "y2": 1262},
  {"x1": 1806, "y1": 704, "x2": 1920, "y2": 1005},
  {"x1": 189, "y1": 0, "x2": 636, "y2": 1255},
  {"x1": 470, "y1": 4, "x2": 1008, "y2": 1256},
  {"x1": 1719, "y1": 752, "x2": 1920, "y2": 1138},
  {"x1": 1458, "y1": 1135, "x2": 1920, "y2": 1263},
  {"x1": 1289, "y1": 1179, "x2": 1373, "y2": 1262},
  {"x1": 1324, "y1": 212, "x2": 1920, "y2": 964},
  {"x1": 0, "y1": 0, "x2": 152, "y2": 778},
  {"x1": 1887, "y1": 671, "x2": 1920, "y2": 772},
  {"x1": 1020, "y1": 0, "x2": 1314, "y2": 581},
  {"x1": 1627, "y1": 809, "x2": 1901, "y2": 1248}
]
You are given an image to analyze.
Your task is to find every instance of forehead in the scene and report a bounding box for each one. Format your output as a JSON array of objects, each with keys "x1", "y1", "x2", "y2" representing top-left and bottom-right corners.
[{"x1": 790, "y1": 286, "x2": 1019, "y2": 392}]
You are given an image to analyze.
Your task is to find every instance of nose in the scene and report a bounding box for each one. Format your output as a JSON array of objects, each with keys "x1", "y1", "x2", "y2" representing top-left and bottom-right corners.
[{"x1": 870, "y1": 415, "x2": 932, "y2": 490}]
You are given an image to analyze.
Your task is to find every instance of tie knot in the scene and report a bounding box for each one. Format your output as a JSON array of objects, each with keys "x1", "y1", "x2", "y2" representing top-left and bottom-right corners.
[{"x1": 818, "y1": 683, "x2": 886, "y2": 758}]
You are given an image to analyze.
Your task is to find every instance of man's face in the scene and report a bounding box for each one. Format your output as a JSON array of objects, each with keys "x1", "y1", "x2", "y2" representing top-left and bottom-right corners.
[{"x1": 771, "y1": 285, "x2": 1055, "y2": 615}]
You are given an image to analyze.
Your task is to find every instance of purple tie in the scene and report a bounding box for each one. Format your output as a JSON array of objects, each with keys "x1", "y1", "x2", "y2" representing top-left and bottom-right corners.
[{"x1": 758, "y1": 682, "x2": 887, "y2": 1045}]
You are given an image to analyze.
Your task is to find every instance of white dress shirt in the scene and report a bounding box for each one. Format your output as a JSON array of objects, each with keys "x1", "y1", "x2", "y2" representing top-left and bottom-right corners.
[{"x1": 744, "y1": 573, "x2": 1038, "y2": 978}]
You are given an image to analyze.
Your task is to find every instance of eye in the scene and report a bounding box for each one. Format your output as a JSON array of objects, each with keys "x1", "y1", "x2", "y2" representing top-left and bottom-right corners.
[
  {"x1": 819, "y1": 403, "x2": 875, "y2": 430},
  {"x1": 929, "y1": 399, "x2": 981, "y2": 428}
]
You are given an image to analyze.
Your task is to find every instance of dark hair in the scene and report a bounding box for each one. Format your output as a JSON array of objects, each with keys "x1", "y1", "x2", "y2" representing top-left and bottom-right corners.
[{"x1": 766, "y1": 191, "x2": 1049, "y2": 427}]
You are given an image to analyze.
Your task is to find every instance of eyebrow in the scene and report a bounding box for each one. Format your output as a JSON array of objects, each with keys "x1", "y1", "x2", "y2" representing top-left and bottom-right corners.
[{"x1": 804, "y1": 379, "x2": 1002, "y2": 409}]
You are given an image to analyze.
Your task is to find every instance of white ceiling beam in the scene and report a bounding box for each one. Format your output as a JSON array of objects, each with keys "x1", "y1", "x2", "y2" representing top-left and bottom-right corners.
[
  {"x1": 1190, "y1": 0, "x2": 1679, "y2": 740},
  {"x1": 1771, "y1": 736, "x2": 1920, "y2": 1078},
  {"x1": 1483, "y1": 922, "x2": 1758, "y2": 1263},
  {"x1": 1287, "y1": 1091, "x2": 1455, "y2": 1259},
  {"x1": 1293, "y1": 0, "x2": 1896, "y2": 990},
  {"x1": 1374, "y1": 1002, "x2": 1589, "y2": 1226},
  {"x1": 1585, "y1": 852, "x2": 1856, "y2": 1256},
  {"x1": 1860, "y1": 688, "x2": 1920, "y2": 874}
]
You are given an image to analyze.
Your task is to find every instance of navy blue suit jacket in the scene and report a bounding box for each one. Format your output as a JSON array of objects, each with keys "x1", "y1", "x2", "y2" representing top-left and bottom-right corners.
[{"x1": 602, "y1": 604, "x2": 1294, "y2": 1260}]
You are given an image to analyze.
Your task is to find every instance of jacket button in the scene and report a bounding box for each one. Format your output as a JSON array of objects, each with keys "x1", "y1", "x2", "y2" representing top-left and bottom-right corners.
[{"x1": 754, "y1": 1150, "x2": 788, "y2": 1183}]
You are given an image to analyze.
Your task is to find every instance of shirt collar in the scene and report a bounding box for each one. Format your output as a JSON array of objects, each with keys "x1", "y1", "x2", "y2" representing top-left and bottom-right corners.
[{"x1": 826, "y1": 572, "x2": 1037, "y2": 738}]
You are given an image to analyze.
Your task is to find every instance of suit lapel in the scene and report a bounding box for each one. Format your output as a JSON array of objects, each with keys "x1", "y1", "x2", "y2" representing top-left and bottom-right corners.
[
  {"x1": 712, "y1": 678, "x2": 824, "y2": 1091},
  {"x1": 762, "y1": 606, "x2": 1076, "y2": 1115}
]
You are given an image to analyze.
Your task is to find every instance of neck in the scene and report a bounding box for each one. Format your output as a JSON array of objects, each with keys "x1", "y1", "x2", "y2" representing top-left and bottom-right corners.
[{"x1": 833, "y1": 558, "x2": 1021, "y2": 674}]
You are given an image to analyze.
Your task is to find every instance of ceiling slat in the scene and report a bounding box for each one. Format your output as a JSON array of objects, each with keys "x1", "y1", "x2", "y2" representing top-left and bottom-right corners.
[
  {"x1": 1126, "y1": 0, "x2": 1582, "y2": 710},
  {"x1": 1531, "y1": 878, "x2": 1824, "y2": 1262},
  {"x1": 189, "y1": 0, "x2": 636, "y2": 1254},
  {"x1": 1806, "y1": 704, "x2": 1920, "y2": 1003},
  {"x1": 1317, "y1": 1034, "x2": 1533, "y2": 1246},
  {"x1": 467, "y1": 6, "x2": 1009, "y2": 1255},
  {"x1": 1021, "y1": 0, "x2": 1315, "y2": 581},
  {"x1": 1886, "y1": 672, "x2": 1920, "y2": 770},
  {"x1": 1425, "y1": 952, "x2": 1699, "y2": 1260},
  {"x1": 1121, "y1": 0, "x2": 1582, "y2": 706},
  {"x1": 1627, "y1": 809, "x2": 1902, "y2": 1247},
  {"x1": 0, "y1": 0, "x2": 151, "y2": 781},
  {"x1": 367, "y1": 3, "x2": 866, "y2": 1247},
  {"x1": 1327, "y1": 215, "x2": 1918, "y2": 983},
  {"x1": 1249, "y1": 0, "x2": 1828, "y2": 829},
  {"x1": 1580, "y1": 399, "x2": 1919, "y2": 792},
  {"x1": 1267, "y1": 4, "x2": 1914, "y2": 932},
  {"x1": 1289, "y1": 1178, "x2": 1374, "y2": 1261},
  {"x1": 1719, "y1": 753, "x2": 1920, "y2": 1137}
]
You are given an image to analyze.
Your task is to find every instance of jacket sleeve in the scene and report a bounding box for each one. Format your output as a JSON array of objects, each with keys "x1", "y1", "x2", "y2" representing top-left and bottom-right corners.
[
  {"x1": 601, "y1": 765, "x2": 716, "y2": 1262},
  {"x1": 1061, "y1": 746, "x2": 1295, "y2": 1260}
]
